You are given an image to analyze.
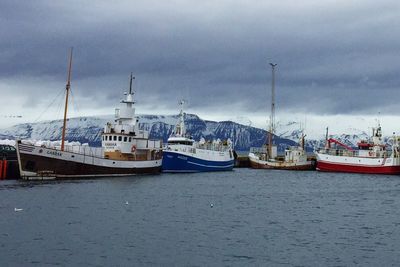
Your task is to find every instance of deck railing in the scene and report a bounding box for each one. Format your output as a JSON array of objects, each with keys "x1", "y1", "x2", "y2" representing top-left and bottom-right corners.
[
  {"x1": 317, "y1": 148, "x2": 387, "y2": 158},
  {"x1": 195, "y1": 143, "x2": 231, "y2": 152},
  {"x1": 63, "y1": 146, "x2": 104, "y2": 158},
  {"x1": 249, "y1": 147, "x2": 268, "y2": 154}
]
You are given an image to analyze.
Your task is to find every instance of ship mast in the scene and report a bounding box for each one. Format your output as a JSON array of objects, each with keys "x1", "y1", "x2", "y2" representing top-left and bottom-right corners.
[
  {"x1": 129, "y1": 72, "x2": 134, "y2": 95},
  {"x1": 325, "y1": 127, "x2": 329, "y2": 148},
  {"x1": 268, "y1": 63, "x2": 277, "y2": 158},
  {"x1": 61, "y1": 47, "x2": 73, "y2": 151},
  {"x1": 176, "y1": 100, "x2": 186, "y2": 137}
]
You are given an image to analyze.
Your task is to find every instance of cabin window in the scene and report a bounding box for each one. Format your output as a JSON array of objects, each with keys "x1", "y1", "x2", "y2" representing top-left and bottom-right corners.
[
  {"x1": 129, "y1": 137, "x2": 131, "y2": 142},
  {"x1": 168, "y1": 141, "x2": 194, "y2": 146},
  {"x1": 118, "y1": 136, "x2": 122, "y2": 141},
  {"x1": 124, "y1": 137, "x2": 127, "y2": 142},
  {"x1": 113, "y1": 136, "x2": 117, "y2": 141}
]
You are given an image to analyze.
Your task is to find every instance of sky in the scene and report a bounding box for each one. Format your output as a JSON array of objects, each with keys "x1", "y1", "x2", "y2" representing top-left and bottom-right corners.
[{"x1": 1, "y1": 0, "x2": 400, "y2": 136}]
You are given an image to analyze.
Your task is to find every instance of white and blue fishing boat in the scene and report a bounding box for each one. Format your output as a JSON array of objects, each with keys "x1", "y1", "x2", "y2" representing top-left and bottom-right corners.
[{"x1": 162, "y1": 101, "x2": 235, "y2": 172}]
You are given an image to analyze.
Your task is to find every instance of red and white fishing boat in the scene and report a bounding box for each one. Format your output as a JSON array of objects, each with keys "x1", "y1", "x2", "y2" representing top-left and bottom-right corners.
[{"x1": 316, "y1": 124, "x2": 400, "y2": 174}]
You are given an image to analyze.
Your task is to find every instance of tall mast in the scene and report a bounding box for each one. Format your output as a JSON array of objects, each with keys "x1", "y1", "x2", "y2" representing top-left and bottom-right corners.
[
  {"x1": 177, "y1": 100, "x2": 185, "y2": 136},
  {"x1": 268, "y1": 63, "x2": 277, "y2": 158},
  {"x1": 325, "y1": 127, "x2": 329, "y2": 148},
  {"x1": 61, "y1": 47, "x2": 73, "y2": 151}
]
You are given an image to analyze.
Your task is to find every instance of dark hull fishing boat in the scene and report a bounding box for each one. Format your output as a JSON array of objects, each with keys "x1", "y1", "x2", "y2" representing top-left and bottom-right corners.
[{"x1": 16, "y1": 49, "x2": 162, "y2": 180}]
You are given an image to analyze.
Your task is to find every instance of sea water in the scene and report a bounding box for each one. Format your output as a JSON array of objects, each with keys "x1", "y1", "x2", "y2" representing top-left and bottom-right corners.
[{"x1": 1, "y1": 169, "x2": 400, "y2": 266}]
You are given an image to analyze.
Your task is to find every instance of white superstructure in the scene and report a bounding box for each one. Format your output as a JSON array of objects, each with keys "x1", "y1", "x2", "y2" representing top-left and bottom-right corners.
[{"x1": 162, "y1": 101, "x2": 234, "y2": 172}]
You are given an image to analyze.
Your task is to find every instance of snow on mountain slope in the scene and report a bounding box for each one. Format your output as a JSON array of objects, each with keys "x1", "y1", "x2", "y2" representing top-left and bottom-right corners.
[
  {"x1": 1, "y1": 113, "x2": 297, "y2": 151},
  {"x1": 3, "y1": 113, "x2": 394, "y2": 152},
  {"x1": 275, "y1": 119, "x2": 382, "y2": 149}
]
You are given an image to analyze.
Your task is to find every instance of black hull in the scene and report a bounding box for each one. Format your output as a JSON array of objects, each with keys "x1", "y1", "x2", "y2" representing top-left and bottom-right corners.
[{"x1": 18, "y1": 152, "x2": 161, "y2": 180}]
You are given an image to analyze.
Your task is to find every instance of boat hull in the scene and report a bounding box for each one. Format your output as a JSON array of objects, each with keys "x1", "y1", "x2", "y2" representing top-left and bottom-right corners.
[
  {"x1": 162, "y1": 151, "x2": 234, "y2": 172},
  {"x1": 316, "y1": 153, "x2": 400, "y2": 174},
  {"x1": 249, "y1": 156, "x2": 314, "y2": 170},
  {"x1": 16, "y1": 142, "x2": 161, "y2": 180}
]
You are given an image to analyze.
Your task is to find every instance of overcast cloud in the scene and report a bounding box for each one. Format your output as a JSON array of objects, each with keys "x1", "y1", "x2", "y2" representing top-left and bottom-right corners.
[{"x1": 1, "y1": 0, "x2": 400, "y2": 129}]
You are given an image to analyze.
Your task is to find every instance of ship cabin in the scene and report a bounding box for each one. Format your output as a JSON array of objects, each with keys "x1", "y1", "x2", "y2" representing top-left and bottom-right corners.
[
  {"x1": 167, "y1": 136, "x2": 194, "y2": 146},
  {"x1": 249, "y1": 145, "x2": 277, "y2": 160},
  {"x1": 102, "y1": 122, "x2": 162, "y2": 162},
  {"x1": 284, "y1": 146, "x2": 307, "y2": 163},
  {"x1": 101, "y1": 79, "x2": 162, "y2": 161},
  {"x1": 357, "y1": 141, "x2": 374, "y2": 150},
  {"x1": 166, "y1": 100, "x2": 196, "y2": 148},
  {"x1": 165, "y1": 136, "x2": 196, "y2": 154},
  {"x1": 356, "y1": 140, "x2": 386, "y2": 158}
]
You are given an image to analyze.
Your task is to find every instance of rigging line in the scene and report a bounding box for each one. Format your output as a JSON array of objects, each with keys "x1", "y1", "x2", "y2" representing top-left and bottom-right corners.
[
  {"x1": 33, "y1": 87, "x2": 65, "y2": 123},
  {"x1": 55, "y1": 92, "x2": 64, "y2": 122},
  {"x1": 69, "y1": 88, "x2": 81, "y2": 117}
]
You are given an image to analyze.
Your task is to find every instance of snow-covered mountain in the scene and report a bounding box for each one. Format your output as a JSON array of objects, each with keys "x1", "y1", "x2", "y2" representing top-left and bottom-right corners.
[
  {"x1": 2, "y1": 113, "x2": 390, "y2": 152},
  {"x1": 0, "y1": 114, "x2": 299, "y2": 152},
  {"x1": 275, "y1": 120, "x2": 393, "y2": 149}
]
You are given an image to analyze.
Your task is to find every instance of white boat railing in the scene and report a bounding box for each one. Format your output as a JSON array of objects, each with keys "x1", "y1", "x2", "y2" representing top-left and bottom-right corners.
[
  {"x1": 317, "y1": 148, "x2": 387, "y2": 158},
  {"x1": 164, "y1": 142, "x2": 231, "y2": 152},
  {"x1": 63, "y1": 145, "x2": 104, "y2": 158},
  {"x1": 249, "y1": 147, "x2": 268, "y2": 154},
  {"x1": 195, "y1": 143, "x2": 231, "y2": 152}
]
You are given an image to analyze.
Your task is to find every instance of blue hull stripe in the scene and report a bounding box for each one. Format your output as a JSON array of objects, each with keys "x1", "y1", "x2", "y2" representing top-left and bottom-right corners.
[{"x1": 162, "y1": 151, "x2": 234, "y2": 172}]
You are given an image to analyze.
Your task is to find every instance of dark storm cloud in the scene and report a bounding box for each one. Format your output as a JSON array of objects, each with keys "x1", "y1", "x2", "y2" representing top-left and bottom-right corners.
[{"x1": 1, "y1": 0, "x2": 400, "y2": 116}]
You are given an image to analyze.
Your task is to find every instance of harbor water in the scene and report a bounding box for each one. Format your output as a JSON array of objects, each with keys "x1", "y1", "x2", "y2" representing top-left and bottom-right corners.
[{"x1": 1, "y1": 169, "x2": 400, "y2": 266}]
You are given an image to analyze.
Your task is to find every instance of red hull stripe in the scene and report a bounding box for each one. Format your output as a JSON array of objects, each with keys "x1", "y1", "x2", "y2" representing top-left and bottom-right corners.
[{"x1": 317, "y1": 160, "x2": 400, "y2": 174}]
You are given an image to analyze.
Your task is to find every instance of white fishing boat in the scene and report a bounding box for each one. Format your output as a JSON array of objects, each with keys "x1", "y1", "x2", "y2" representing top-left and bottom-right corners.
[{"x1": 248, "y1": 63, "x2": 314, "y2": 170}]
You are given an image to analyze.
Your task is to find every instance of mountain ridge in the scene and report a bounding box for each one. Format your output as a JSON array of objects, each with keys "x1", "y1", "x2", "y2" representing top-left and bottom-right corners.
[
  {"x1": 1, "y1": 114, "x2": 389, "y2": 151},
  {"x1": 0, "y1": 114, "x2": 296, "y2": 151}
]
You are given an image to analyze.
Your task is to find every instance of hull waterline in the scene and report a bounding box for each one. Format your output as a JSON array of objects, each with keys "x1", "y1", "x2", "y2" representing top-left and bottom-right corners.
[
  {"x1": 17, "y1": 143, "x2": 161, "y2": 180},
  {"x1": 316, "y1": 160, "x2": 400, "y2": 174},
  {"x1": 249, "y1": 157, "x2": 314, "y2": 170},
  {"x1": 162, "y1": 151, "x2": 234, "y2": 172}
]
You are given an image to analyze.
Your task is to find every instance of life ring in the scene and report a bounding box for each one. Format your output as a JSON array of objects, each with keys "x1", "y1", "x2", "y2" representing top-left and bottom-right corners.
[
  {"x1": 368, "y1": 151, "x2": 373, "y2": 156},
  {"x1": 131, "y1": 145, "x2": 137, "y2": 153}
]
